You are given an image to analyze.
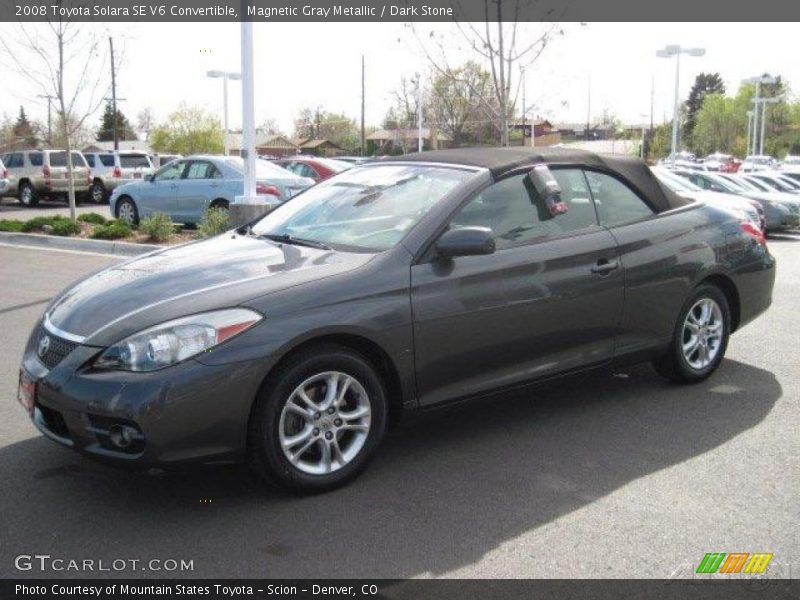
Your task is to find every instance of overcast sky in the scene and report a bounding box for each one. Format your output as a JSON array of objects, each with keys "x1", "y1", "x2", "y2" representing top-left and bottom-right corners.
[{"x1": 1, "y1": 22, "x2": 798, "y2": 137}]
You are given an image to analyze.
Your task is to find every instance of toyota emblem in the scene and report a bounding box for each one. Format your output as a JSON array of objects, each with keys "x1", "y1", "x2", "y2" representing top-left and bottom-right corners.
[{"x1": 37, "y1": 335, "x2": 51, "y2": 358}]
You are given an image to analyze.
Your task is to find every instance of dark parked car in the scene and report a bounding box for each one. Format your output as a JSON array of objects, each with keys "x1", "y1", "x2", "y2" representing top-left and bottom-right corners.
[{"x1": 18, "y1": 148, "x2": 775, "y2": 492}]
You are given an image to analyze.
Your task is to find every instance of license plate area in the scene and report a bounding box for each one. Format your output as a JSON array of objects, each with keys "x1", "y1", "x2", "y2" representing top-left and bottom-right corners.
[{"x1": 17, "y1": 370, "x2": 36, "y2": 415}]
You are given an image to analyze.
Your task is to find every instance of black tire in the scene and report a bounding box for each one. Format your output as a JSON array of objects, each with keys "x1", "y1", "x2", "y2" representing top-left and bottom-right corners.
[
  {"x1": 115, "y1": 197, "x2": 139, "y2": 225},
  {"x1": 90, "y1": 181, "x2": 107, "y2": 204},
  {"x1": 210, "y1": 199, "x2": 229, "y2": 211},
  {"x1": 248, "y1": 344, "x2": 388, "y2": 492},
  {"x1": 18, "y1": 182, "x2": 38, "y2": 207},
  {"x1": 653, "y1": 283, "x2": 730, "y2": 384}
]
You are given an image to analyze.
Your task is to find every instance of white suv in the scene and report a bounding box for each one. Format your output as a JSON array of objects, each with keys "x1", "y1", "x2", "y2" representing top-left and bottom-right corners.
[{"x1": 83, "y1": 151, "x2": 154, "y2": 203}]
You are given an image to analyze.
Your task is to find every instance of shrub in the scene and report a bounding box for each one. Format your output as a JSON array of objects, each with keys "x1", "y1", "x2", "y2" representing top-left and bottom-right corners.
[
  {"x1": 49, "y1": 219, "x2": 81, "y2": 236},
  {"x1": 139, "y1": 212, "x2": 174, "y2": 242},
  {"x1": 0, "y1": 219, "x2": 25, "y2": 232},
  {"x1": 197, "y1": 207, "x2": 230, "y2": 238},
  {"x1": 91, "y1": 220, "x2": 132, "y2": 240},
  {"x1": 21, "y1": 215, "x2": 70, "y2": 232},
  {"x1": 78, "y1": 212, "x2": 107, "y2": 225}
]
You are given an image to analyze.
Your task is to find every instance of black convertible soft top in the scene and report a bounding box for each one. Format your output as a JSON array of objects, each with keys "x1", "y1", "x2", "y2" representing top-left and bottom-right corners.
[{"x1": 385, "y1": 146, "x2": 690, "y2": 213}]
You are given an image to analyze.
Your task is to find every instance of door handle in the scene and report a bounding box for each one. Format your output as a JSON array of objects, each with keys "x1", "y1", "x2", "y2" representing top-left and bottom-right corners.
[{"x1": 591, "y1": 258, "x2": 620, "y2": 274}]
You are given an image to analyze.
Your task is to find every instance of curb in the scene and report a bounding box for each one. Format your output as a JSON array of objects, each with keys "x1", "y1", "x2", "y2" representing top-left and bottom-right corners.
[{"x1": 0, "y1": 231, "x2": 165, "y2": 257}]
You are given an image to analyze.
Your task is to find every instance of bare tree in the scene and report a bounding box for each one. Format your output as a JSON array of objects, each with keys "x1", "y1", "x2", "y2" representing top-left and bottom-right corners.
[
  {"x1": 137, "y1": 107, "x2": 156, "y2": 141},
  {"x1": 0, "y1": 19, "x2": 109, "y2": 220},
  {"x1": 409, "y1": 8, "x2": 566, "y2": 146}
]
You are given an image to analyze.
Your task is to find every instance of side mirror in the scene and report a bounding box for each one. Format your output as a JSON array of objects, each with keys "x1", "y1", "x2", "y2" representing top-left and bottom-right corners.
[
  {"x1": 525, "y1": 165, "x2": 568, "y2": 220},
  {"x1": 436, "y1": 227, "x2": 495, "y2": 259}
]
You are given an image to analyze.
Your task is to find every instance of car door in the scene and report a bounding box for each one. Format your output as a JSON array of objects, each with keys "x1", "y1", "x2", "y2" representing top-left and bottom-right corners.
[
  {"x1": 175, "y1": 160, "x2": 223, "y2": 223},
  {"x1": 584, "y1": 169, "x2": 690, "y2": 358},
  {"x1": 138, "y1": 159, "x2": 186, "y2": 217},
  {"x1": 410, "y1": 167, "x2": 624, "y2": 407}
]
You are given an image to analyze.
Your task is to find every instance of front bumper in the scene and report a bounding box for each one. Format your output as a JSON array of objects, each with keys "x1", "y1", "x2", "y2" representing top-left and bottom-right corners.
[{"x1": 20, "y1": 331, "x2": 271, "y2": 468}]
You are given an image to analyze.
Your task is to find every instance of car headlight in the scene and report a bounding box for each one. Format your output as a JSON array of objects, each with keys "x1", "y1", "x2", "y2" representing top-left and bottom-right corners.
[{"x1": 94, "y1": 308, "x2": 262, "y2": 372}]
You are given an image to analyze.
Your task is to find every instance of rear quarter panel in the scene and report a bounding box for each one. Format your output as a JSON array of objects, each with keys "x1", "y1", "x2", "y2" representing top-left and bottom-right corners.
[{"x1": 609, "y1": 203, "x2": 732, "y2": 357}]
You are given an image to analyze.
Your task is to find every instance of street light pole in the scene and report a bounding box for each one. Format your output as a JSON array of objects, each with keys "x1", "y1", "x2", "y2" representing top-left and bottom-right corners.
[
  {"x1": 240, "y1": 20, "x2": 256, "y2": 203},
  {"x1": 758, "y1": 97, "x2": 781, "y2": 156},
  {"x1": 207, "y1": 69, "x2": 242, "y2": 156},
  {"x1": 656, "y1": 45, "x2": 705, "y2": 158},
  {"x1": 742, "y1": 75, "x2": 776, "y2": 156},
  {"x1": 746, "y1": 111, "x2": 753, "y2": 157}
]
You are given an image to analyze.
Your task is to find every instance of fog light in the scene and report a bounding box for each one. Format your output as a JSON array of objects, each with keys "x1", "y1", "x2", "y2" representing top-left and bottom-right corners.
[{"x1": 108, "y1": 424, "x2": 137, "y2": 449}]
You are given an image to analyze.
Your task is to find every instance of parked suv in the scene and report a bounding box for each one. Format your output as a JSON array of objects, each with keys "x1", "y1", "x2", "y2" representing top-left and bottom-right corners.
[
  {"x1": 0, "y1": 157, "x2": 9, "y2": 198},
  {"x1": 0, "y1": 150, "x2": 91, "y2": 206},
  {"x1": 83, "y1": 151, "x2": 154, "y2": 203}
]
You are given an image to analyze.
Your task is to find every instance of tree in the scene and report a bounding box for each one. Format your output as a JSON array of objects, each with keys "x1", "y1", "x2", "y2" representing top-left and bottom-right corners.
[
  {"x1": 97, "y1": 101, "x2": 137, "y2": 142},
  {"x1": 149, "y1": 104, "x2": 224, "y2": 155},
  {"x1": 691, "y1": 94, "x2": 742, "y2": 156},
  {"x1": 293, "y1": 108, "x2": 359, "y2": 150},
  {"x1": 13, "y1": 107, "x2": 39, "y2": 146},
  {"x1": 647, "y1": 123, "x2": 673, "y2": 161},
  {"x1": 410, "y1": 16, "x2": 569, "y2": 145},
  {"x1": 0, "y1": 22, "x2": 110, "y2": 221},
  {"x1": 684, "y1": 73, "x2": 725, "y2": 143},
  {"x1": 137, "y1": 107, "x2": 156, "y2": 141},
  {"x1": 259, "y1": 117, "x2": 280, "y2": 135}
]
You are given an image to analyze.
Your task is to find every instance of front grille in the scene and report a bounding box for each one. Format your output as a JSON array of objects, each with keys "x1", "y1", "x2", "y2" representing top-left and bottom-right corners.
[{"x1": 37, "y1": 327, "x2": 79, "y2": 370}]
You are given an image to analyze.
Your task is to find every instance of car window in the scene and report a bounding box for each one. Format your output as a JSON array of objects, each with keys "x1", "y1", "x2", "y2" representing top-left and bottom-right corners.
[
  {"x1": 154, "y1": 160, "x2": 186, "y2": 181},
  {"x1": 28, "y1": 153, "x2": 43, "y2": 167},
  {"x1": 585, "y1": 171, "x2": 654, "y2": 226},
  {"x1": 119, "y1": 154, "x2": 151, "y2": 169},
  {"x1": 47, "y1": 152, "x2": 87, "y2": 167},
  {"x1": 185, "y1": 161, "x2": 215, "y2": 179},
  {"x1": 6, "y1": 153, "x2": 23, "y2": 168},
  {"x1": 450, "y1": 169, "x2": 597, "y2": 250},
  {"x1": 85, "y1": 155, "x2": 96, "y2": 168},
  {"x1": 99, "y1": 154, "x2": 115, "y2": 167}
]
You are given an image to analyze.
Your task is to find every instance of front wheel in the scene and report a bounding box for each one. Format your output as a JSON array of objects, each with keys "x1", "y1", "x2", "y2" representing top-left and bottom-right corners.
[
  {"x1": 115, "y1": 197, "x2": 139, "y2": 225},
  {"x1": 248, "y1": 344, "x2": 387, "y2": 492},
  {"x1": 653, "y1": 284, "x2": 730, "y2": 384}
]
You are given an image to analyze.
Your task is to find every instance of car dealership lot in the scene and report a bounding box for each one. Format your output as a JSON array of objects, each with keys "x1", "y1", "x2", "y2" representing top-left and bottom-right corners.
[{"x1": 0, "y1": 237, "x2": 797, "y2": 579}]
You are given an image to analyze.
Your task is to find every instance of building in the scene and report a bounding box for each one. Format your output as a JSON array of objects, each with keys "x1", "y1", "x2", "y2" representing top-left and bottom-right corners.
[
  {"x1": 256, "y1": 135, "x2": 299, "y2": 158},
  {"x1": 366, "y1": 128, "x2": 453, "y2": 154},
  {"x1": 294, "y1": 138, "x2": 346, "y2": 157}
]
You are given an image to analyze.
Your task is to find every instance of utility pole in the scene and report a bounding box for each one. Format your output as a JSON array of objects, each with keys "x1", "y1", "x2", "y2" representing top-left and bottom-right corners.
[
  {"x1": 746, "y1": 111, "x2": 753, "y2": 157},
  {"x1": 521, "y1": 67, "x2": 526, "y2": 147},
  {"x1": 586, "y1": 74, "x2": 591, "y2": 141},
  {"x1": 360, "y1": 55, "x2": 366, "y2": 156},
  {"x1": 417, "y1": 78, "x2": 423, "y2": 152},
  {"x1": 759, "y1": 97, "x2": 781, "y2": 155},
  {"x1": 650, "y1": 75, "x2": 655, "y2": 131},
  {"x1": 742, "y1": 75, "x2": 776, "y2": 156},
  {"x1": 37, "y1": 94, "x2": 54, "y2": 145},
  {"x1": 109, "y1": 37, "x2": 119, "y2": 151}
]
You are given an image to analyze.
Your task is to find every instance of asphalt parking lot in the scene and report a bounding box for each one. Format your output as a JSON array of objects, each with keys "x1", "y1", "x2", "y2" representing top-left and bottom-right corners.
[
  {"x1": 0, "y1": 235, "x2": 798, "y2": 579},
  {"x1": 0, "y1": 196, "x2": 113, "y2": 221}
]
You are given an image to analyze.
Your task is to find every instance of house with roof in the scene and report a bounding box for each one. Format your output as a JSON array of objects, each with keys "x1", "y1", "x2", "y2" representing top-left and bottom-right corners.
[{"x1": 366, "y1": 128, "x2": 453, "y2": 154}]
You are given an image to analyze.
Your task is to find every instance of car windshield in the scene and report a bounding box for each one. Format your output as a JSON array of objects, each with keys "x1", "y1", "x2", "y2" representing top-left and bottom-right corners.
[
  {"x1": 755, "y1": 176, "x2": 790, "y2": 191},
  {"x1": 714, "y1": 174, "x2": 749, "y2": 192},
  {"x1": 654, "y1": 169, "x2": 701, "y2": 192},
  {"x1": 315, "y1": 158, "x2": 352, "y2": 172},
  {"x1": 742, "y1": 177, "x2": 770, "y2": 192},
  {"x1": 251, "y1": 164, "x2": 472, "y2": 252},
  {"x1": 231, "y1": 157, "x2": 296, "y2": 179}
]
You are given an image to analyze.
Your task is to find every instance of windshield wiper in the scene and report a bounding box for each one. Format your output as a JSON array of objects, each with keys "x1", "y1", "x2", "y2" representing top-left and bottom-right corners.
[{"x1": 257, "y1": 233, "x2": 332, "y2": 250}]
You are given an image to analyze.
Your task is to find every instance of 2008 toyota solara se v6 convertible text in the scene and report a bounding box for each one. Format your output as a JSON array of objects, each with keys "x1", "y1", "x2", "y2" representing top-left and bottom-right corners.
[{"x1": 18, "y1": 148, "x2": 775, "y2": 491}]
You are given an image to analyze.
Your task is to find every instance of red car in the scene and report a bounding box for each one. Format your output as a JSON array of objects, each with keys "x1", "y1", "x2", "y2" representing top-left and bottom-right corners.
[{"x1": 275, "y1": 156, "x2": 351, "y2": 182}]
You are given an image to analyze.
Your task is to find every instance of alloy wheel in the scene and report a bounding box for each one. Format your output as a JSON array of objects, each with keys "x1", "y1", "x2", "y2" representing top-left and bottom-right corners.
[
  {"x1": 278, "y1": 371, "x2": 371, "y2": 475},
  {"x1": 681, "y1": 298, "x2": 724, "y2": 370},
  {"x1": 117, "y1": 201, "x2": 135, "y2": 224}
]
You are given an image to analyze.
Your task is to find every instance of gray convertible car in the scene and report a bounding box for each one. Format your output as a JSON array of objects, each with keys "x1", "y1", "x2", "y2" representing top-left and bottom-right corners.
[{"x1": 19, "y1": 148, "x2": 775, "y2": 492}]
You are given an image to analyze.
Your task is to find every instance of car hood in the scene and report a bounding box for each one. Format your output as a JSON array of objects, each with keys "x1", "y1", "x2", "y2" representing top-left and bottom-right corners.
[
  {"x1": 46, "y1": 234, "x2": 374, "y2": 346},
  {"x1": 681, "y1": 190, "x2": 755, "y2": 211}
]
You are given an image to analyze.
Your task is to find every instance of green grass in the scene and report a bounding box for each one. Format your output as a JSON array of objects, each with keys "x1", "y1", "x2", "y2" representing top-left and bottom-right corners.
[
  {"x1": 90, "y1": 219, "x2": 133, "y2": 240},
  {"x1": 77, "y1": 212, "x2": 108, "y2": 225},
  {"x1": 0, "y1": 219, "x2": 25, "y2": 232}
]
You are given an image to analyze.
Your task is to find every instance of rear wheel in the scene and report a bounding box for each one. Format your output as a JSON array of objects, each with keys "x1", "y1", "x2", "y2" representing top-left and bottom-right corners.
[
  {"x1": 115, "y1": 197, "x2": 139, "y2": 225},
  {"x1": 90, "y1": 181, "x2": 107, "y2": 204},
  {"x1": 653, "y1": 284, "x2": 730, "y2": 384},
  {"x1": 248, "y1": 344, "x2": 387, "y2": 492},
  {"x1": 210, "y1": 199, "x2": 229, "y2": 212},
  {"x1": 18, "y1": 182, "x2": 37, "y2": 207}
]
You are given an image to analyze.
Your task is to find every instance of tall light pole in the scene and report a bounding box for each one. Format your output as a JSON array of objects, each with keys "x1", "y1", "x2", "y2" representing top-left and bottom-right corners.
[
  {"x1": 742, "y1": 75, "x2": 776, "y2": 156},
  {"x1": 656, "y1": 45, "x2": 705, "y2": 158},
  {"x1": 746, "y1": 110, "x2": 754, "y2": 157},
  {"x1": 207, "y1": 69, "x2": 242, "y2": 156}
]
